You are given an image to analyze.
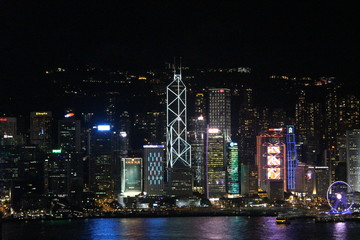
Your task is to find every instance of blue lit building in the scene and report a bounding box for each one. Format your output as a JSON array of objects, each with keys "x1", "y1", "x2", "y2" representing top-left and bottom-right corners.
[
  {"x1": 143, "y1": 145, "x2": 165, "y2": 196},
  {"x1": 286, "y1": 125, "x2": 298, "y2": 191}
]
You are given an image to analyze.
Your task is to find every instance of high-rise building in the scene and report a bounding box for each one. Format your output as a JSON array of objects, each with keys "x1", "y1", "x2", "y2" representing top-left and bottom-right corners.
[
  {"x1": 143, "y1": 145, "x2": 165, "y2": 196},
  {"x1": 11, "y1": 146, "x2": 47, "y2": 210},
  {"x1": 0, "y1": 145, "x2": 20, "y2": 204},
  {"x1": 295, "y1": 90, "x2": 307, "y2": 143},
  {"x1": 257, "y1": 107, "x2": 270, "y2": 133},
  {"x1": 194, "y1": 93, "x2": 206, "y2": 117},
  {"x1": 0, "y1": 117, "x2": 17, "y2": 145},
  {"x1": 166, "y1": 69, "x2": 192, "y2": 196},
  {"x1": 303, "y1": 102, "x2": 322, "y2": 166},
  {"x1": 338, "y1": 95, "x2": 360, "y2": 134},
  {"x1": 295, "y1": 162, "x2": 316, "y2": 196},
  {"x1": 189, "y1": 93, "x2": 207, "y2": 194},
  {"x1": 58, "y1": 113, "x2": 83, "y2": 204},
  {"x1": 240, "y1": 163, "x2": 258, "y2": 196},
  {"x1": 208, "y1": 88, "x2": 231, "y2": 141},
  {"x1": 190, "y1": 115, "x2": 206, "y2": 194},
  {"x1": 256, "y1": 128, "x2": 286, "y2": 192},
  {"x1": 336, "y1": 134, "x2": 348, "y2": 182},
  {"x1": 238, "y1": 88, "x2": 257, "y2": 166},
  {"x1": 324, "y1": 80, "x2": 339, "y2": 182},
  {"x1": 346, "y1": 129, "x2": 360, "y2": 192},
  {"x1": 30, "y1": 112, "x2": 52, "y2": 150},
  {"x1": 312, "y1": 166, "x2": 330, "y2": 198},
  {"x1": 58, "y1": 117, "x2": 81, "y2": 153},
  {"x1": 270, "y1": 108, "x2": 288, "y2": 129},
  {"x1": 119, "y1": 111, "x2": 131, "y2": 155},
  {"x1": 226, "y1": 142, "x2": 239, "y2": 196},
  {"x1": 134, "y1": 111, "x2": 166, "y2": 145},
  {"x1": 206, "y1": 128, "x2": 226, "y2": 199},
  {"x1": 285, "y1": 125, "x2": 298, "y2": 191},
  {"x1": 105, "y1": 92, "x2": 120, "y2": 126},
  {"x1": 89, "y1": 124, "x2": 120, "y2": 198},
  {"x1": 46, "y1": 149, "x2": 70, "y2": 198},
  {"x1": 266, "y1": 179, "x2": 284, "y2": 202},
  {"x1": 296, "y1": 165, "x2": 330, "y2": 199},
  {"x1": 121, "y1": 158, "x2": 143, "y2": 197}
]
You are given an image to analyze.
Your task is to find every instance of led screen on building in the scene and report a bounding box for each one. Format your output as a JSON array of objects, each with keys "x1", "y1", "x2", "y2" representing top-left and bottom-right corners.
[
  {"x1": 267, "y1": 146, "x2": 280, "y2": 154},
  {"x1": 267, "y1": 168, "x2": 281, "y2": 179},
  {"x1": 267, "y1": 156, "x2": 280, "y2": 166},
  {"x1": 267, "y1": 144, "x2": 282, "y2": 179},
  {"x1": 121, "y1": 158, "x2": 142, "y2": 196}
]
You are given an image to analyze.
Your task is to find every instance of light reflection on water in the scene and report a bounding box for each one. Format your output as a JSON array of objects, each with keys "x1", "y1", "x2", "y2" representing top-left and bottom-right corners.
[
  {"x1": 2, "y1": 216, "x2": 359, "y2": 240},
  {"x1": 333, "y1": 222, "x2": 348, "y2": 240}
]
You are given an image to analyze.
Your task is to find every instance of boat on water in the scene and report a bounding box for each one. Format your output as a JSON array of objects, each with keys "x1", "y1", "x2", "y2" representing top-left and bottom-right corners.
[{"x1": 276, "y1": 216, "x2": 290, "y2": 224}]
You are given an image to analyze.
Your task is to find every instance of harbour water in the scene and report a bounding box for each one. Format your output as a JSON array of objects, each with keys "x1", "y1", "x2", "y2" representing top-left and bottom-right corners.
[{"x1": 2, "y1": 216, "x2": 359, "y2": 240}]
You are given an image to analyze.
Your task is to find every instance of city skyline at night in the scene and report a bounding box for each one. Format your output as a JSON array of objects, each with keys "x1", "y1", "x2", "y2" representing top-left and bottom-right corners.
[{"x1": 1, "y1": 2, "x2": 360, "y2": 239}]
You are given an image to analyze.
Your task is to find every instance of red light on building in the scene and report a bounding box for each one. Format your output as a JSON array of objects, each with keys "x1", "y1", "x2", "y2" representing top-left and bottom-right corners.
[
  {"x1": 0, "y1": 118, "x2": 8, "y2": 121},
  {"x1": 268, "y1": 128, "x2": 283, "y2": 132},
  {"x1": 64, "y1": 113, "x2": 75, "y2": 118},
  {"x1": 219, "y1": 89, "x2": 224, "y2": 93}
]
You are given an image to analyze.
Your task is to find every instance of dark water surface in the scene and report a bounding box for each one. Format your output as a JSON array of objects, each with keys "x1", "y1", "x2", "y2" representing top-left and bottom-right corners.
[{"x1": 2, "y1": 216, "x2": 359, "y2": 240}]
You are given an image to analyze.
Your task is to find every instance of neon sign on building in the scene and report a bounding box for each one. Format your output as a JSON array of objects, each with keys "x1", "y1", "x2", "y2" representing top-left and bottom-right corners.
[{"x1": 256, "y1": 128, "x2": 286, "y2": 191}]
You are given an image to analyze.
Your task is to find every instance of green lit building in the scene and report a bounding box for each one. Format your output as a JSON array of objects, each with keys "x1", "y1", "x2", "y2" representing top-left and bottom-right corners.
[{"x1": 227, "y1": 142, "x2": 239, "y2": 196}]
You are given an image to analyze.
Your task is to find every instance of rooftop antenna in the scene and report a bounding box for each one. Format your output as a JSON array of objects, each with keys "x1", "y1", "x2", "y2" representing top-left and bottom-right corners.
[
  {"x1": 173, "y1": 57, "x2": 176, "y2": 74},
  {"x1": 180, "y1": 57, "x2": 182, "y2": 75}
]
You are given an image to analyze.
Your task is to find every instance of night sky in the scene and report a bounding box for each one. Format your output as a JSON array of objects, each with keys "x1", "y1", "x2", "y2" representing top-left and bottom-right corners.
[{"x1": 1, "y1": 1, "x2": 359, "y2": 82}]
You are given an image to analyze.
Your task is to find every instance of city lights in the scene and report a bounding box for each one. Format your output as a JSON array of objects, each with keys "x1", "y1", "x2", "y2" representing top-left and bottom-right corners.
[
  {"x1": 208, "y1": 128, "x2": 220, "y2": 134},
  {"x1": 97, "y1": 125, "x2": 111, "y2": 131}
]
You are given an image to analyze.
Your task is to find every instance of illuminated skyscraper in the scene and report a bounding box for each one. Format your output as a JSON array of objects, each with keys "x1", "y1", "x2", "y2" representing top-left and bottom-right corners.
[
  {"x1": 166, "y1": 69, "x2": 191, "y2": 167},
  {"x1": 295, "y1": 90, "x2": 307, "y2": 143},
  {"x1": 121, "y1": 158, "x2": 143, "y2": 197},
  {"x1": 208, "y1": 88, "x2": 231, "y2": 141},
  {"x1": 89, "y1": 124, "x2": 120, "y2": 198},
  {"x1": 285, "y1": 125, "x2": 298, "y2": 191},
  {"x1": 226, "y1": 142, "x2": 239, "y2": 195},
  {"x1": 119, "y1": 111, "x2": 131, "y2": 157},
  {"x1": 190, "y1": 115, "x2": 206, "y2": 194},
  {"x1": 58, "y1": 112, "x2": 83, "y2": 204},
  {"x1": 47, "y1": 149, "x2": 70, "y2": 198},
  {"x1": 324, "y1": 80, "x2": 339, "y2": 182},
  {"x1": 238, "y1": 88, "x2": 257, "y2": 166},
  {"x1": 346, "y1": 129, "x2": 360, "y2": 192},
  {"x1": 189, "y1": 92, "x2": 207, "y2": 194},
  {"x1": 58, "y1": 116, "x2": 81, "y2": 153},
  {"x1": 30, "y1": 111, "x2": 52, "y2": 150},
  {"x1": 206, "y1": 128, "x2": 226, "y2": 199},
  {"x1": 166, "y1": 68, "x2": 192, "y2": 196},
  {"x1": 143, "y1": 145, "x2": 165, "y2": 196},
  {"x1": 256, "y1": 128, "x2": 286, "y2": 191}
]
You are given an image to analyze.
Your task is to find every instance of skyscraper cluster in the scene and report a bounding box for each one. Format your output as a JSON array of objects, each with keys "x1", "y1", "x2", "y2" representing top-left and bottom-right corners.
[{"x1": 1, "y1": 66, "x2": 360, "y2": 212}]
